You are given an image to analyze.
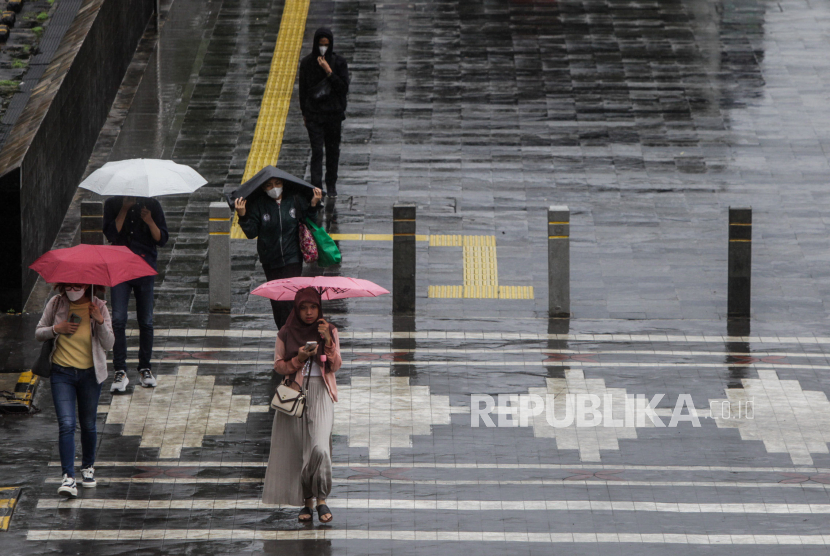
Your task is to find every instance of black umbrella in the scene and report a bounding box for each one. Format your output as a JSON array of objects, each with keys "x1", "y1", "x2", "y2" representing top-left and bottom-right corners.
[{"x1": 224, "y1": 166, "x2": 324, "y2": 209}]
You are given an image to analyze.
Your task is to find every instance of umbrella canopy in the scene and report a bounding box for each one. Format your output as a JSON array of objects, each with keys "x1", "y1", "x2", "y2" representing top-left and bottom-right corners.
[
  {"x1": 225, "y1": 165, "x2": 324, "y2": 210},
  {"x1": 251, "y1": 276, "x2": 389, "y2": 302},
  {"x1": 29, "y1": 245, "x2": 157, "y2": 287},
  {"x1": 79, "y1": 159, "x2": 207, "y2": 197}
]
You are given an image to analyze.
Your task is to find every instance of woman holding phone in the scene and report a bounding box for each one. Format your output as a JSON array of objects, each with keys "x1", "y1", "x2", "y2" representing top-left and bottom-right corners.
[
  {"x1": 35, "y1": 284, "x2": 114, "y2": 498},
  {"x1": 263, "y1": 287, "x2": 342, "y2": 523}
]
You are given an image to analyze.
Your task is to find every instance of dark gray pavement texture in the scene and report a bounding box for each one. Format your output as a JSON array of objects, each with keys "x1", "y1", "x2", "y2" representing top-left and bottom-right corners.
[{"x1": 2, "y1": 0, "x2": 830, "y2": 553}]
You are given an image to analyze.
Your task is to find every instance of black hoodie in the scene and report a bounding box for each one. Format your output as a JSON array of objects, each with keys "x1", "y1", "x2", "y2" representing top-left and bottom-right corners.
[{"x1": 299, "y1": 27, "x2": 350, "y2": 122}]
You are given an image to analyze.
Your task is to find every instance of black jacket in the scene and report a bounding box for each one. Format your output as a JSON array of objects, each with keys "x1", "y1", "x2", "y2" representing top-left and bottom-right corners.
[
  {"x1": 238, "y1": 193, "x2": 320, "y2": 270},
  {"x1": 103, "y1": 197, "x2": 169, "y2": 271},
  {"x1": 299, "y1": 28, "x2": 349, "y2": 122}
]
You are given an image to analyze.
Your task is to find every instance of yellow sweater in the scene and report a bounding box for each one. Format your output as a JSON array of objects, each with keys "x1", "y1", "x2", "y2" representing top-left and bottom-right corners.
[{"x1": 53, "y1": 302, "x2": 94, "y2": 370}]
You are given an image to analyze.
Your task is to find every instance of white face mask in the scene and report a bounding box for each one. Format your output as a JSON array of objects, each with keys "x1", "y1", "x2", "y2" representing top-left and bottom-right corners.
[
  {"x1": 66, "y1": 289, "x2": 85, "y2": 302},
  {"x1": 318, "y1": 45, "x2": 328, "y2": 56},
  {"x1": 267, "y1": 187, "x2": 282, "y2": 199}
]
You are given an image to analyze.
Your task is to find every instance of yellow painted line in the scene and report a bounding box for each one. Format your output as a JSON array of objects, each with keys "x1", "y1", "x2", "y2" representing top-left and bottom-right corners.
[
  {"x1": 231, "y1": 0, "x2": 311, "y2": 239},
  {"x1": 209, "y1": 218, "x2": 230, "y2": 222},
  {"x1": 729, "y1": 239, "x2": 752, "y2": 242},
  {"x1": 548, "y1": 221, "x2": 569, "y2": 225},
  {"x1": 209, "y1": 232, "x2": 230, "y2": 236},
  {"x1": 0, "y1": 516, "x2": 9, "y2": 531},
  {"x1": 548, "y1": 236, "x2": 569, "y2": 239},
  {"x1": 730, "y1": 223, "x2": 752, "y2": 226},
  {"x1": 0, "y1": 498, "x2": 16, "y2": 510}
]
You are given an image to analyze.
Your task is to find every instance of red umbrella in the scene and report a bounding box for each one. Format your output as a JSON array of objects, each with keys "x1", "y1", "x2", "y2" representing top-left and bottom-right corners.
[
  {"x1": 252, "y1": 276, "x2": 389, "y2": 301},
  {"x1": 29, "y1": 244, "x2": 157, "y2": 287}
]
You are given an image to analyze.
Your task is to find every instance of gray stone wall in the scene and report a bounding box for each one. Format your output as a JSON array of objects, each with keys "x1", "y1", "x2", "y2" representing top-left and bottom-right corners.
[{"x1": 0, "y1": 0, "x2": 155, "y2": 311}]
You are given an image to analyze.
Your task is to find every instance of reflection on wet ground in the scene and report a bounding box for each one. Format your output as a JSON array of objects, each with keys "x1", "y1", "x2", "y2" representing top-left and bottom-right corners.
[{"x1": 3, "y1": 0, "x2": 830, "y2": 552}]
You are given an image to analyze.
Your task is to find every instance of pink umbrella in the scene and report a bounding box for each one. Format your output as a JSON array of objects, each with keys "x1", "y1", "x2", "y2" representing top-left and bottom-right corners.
[
  {"x1": 29, "y1": 244, "x2": 157, "y2": 287},
  {"x1": 251, "y1": 276, "x2": 389, "y2": 301}
]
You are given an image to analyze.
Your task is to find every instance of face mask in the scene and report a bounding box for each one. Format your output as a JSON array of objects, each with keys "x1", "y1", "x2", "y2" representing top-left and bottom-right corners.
[
  {"x1": 318, "y1": 45, "x2": 328, "y2": 56},
  {"x1": 66, "y1": 289, "x2": 85, "y2": 302},
  {"x1": 267, "y1": 187, "x2": 282, "y2": 199}
]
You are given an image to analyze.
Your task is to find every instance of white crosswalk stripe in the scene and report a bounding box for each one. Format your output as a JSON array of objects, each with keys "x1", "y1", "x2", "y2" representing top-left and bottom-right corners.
[
  {"x1": 34, "y1": 497, "x2": 830, "y2": 513},
  {"x1": 26, "y1": 529, "x2": 830, "y2": 544}
]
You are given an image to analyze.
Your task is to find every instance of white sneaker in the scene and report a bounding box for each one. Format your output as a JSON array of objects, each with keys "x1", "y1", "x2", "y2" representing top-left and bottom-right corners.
[
  {"x1": 110, "y1": 370, "x2": 129, "y2": 393},
  {"x1": 139, "y1": 369, "x2": 157, "y2": 388},
  {"x1": 81, "y1": 466, "x2": 96, "y2": 487},
  {"x1": 57, "y1": 474, "x2": 77, "y2": 498}
]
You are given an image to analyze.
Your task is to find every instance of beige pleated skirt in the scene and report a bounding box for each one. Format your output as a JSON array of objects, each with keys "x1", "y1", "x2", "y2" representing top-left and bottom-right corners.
[{"x1": 262, "y1": 377, "x2": 334, "y2": 506}]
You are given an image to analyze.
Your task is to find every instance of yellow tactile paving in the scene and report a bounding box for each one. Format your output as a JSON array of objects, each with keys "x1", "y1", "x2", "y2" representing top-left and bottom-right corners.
[
  {"x1": 231, "y1": 0, "x2": 310, "y2": 239},
  {"x1": 330, "y1": 234, "x2": 428, "y2": 242},
  {"x1": 429, "y1": 235, "x2": 534, "y2": 300}
]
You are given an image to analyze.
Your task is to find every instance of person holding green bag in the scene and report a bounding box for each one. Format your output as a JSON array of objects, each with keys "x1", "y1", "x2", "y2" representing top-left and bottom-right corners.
[{"x1": 235, "y1": 178, "x2": 322, "y2": 328}]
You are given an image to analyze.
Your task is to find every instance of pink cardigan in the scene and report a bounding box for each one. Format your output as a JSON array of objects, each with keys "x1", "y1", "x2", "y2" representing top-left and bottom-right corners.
[{"x1": 273, "y1": 327, "x2": 341, "y2": 402}]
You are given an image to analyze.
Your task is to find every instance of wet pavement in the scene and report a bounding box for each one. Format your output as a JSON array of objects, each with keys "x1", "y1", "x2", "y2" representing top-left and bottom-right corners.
[{"x1": 3, "y1": 0, "x2": 830, "y2": 552}]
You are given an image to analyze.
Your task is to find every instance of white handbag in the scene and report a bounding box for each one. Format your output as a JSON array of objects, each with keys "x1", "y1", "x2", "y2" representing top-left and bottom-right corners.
[{"x1": 271, "y1": 360, "x2": 309, "y2": 418}]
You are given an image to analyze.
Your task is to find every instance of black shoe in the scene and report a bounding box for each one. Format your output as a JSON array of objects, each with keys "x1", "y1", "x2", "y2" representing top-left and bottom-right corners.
[{"x1": 326, "y1": 187, "x2": 338, "y2": 199}]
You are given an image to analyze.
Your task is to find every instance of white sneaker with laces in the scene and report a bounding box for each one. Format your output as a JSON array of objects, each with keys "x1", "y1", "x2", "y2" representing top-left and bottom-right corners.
[
  {"x1": 110, "y1": 370, "x2": 129, "y2": 393},
  {"x1": 81, "y1": 466, "x2": 96, "y2": 487},
  {"x1": 57, "y1": 474, "x2": 77, "y2": 498},
  {"x1": 139, "y1": 369, "x2": 157, "y2": 388}
]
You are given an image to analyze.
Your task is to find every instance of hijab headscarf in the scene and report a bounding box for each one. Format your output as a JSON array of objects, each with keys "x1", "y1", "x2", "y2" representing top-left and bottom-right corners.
[{"x1": 277, "y1": 287, "x2": 334, "y2": 369}]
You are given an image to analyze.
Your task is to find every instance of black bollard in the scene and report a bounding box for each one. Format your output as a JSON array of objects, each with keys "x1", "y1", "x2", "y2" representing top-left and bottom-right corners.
[
  {"x1": 725, "y1": 318, "x2": 750, "y2": 389},
  {"x1": 548, "y1": 206, "x2": 570, "y2": 317},
  {"x1": 727, "y1": 208, "x2": 752, "y2": 317},
  {"x1": 80, "y1": 201, "x2": 104, "y2": 245},
  {"x1": 392, "y1": 203, "x2": 416, "y2": 314}
]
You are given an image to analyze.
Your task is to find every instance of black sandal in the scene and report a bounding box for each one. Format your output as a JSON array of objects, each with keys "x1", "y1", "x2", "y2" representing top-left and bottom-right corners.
[
  {"x1": 298, "y1": 506, "x2": 313, "y2": 522},
  {"x1": 316, "y1": 504, "x2": 332, "y2": 523}
]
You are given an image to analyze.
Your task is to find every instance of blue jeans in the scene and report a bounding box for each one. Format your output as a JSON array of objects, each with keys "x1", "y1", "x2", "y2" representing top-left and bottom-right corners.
[
  {"x1": 111, "y1": 275, "x2": 155, "y2": 371},
  {"x1": 50, "y1": 364, "x2": 102, "y2": 477}
]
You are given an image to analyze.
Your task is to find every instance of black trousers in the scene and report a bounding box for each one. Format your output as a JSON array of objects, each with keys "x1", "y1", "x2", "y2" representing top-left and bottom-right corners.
[
  {"x1": 306, "y1": 119, "x2": 342, "y2": 191},
  {"x1": 264, "y1": 263, "x2": 303, "y2": 329}
]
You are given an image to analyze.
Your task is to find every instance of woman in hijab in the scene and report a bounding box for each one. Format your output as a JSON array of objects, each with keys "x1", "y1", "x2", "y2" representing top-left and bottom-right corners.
[{"x1": 262, "y1": 287, "x2": 342, "y2": 523}]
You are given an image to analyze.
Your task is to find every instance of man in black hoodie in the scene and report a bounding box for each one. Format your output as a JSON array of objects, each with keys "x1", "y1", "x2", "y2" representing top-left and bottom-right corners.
[{"x1": 299, "y1": 27, "x2": 349, "y2": 198}]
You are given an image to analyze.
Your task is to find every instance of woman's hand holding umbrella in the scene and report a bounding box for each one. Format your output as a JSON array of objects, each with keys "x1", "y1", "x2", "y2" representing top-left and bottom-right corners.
[
  {"x1": 234, "y1": 197, "x2": 246, "y2": 216},
  {"x1": 318, "y1": 318, "x2": 332, "y2": 346},
  {"x1": 89, "y1": 302, "x2": 104, "y2": 325}
]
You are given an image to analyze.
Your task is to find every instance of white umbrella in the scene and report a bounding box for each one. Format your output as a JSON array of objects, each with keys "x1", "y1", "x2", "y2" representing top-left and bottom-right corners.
[{"x1": 79, "y1": 159, "x2": 207, "y2": 197}]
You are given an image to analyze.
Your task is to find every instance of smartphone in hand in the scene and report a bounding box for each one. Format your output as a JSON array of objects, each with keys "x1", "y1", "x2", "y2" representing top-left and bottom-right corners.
[{"x1": 305, "y1": 341, "x2": 318, "y2": 351}]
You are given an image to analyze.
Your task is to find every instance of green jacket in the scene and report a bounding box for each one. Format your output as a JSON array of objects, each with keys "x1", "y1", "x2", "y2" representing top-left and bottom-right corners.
[{"x1": 238, "y1": 194, "x2": 319, "y2": 270}]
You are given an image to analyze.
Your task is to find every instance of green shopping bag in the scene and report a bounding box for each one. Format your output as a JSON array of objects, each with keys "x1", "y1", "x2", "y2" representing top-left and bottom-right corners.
[{"x1": 304, "y1": 217, "x2": 342, "y2": 267}]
